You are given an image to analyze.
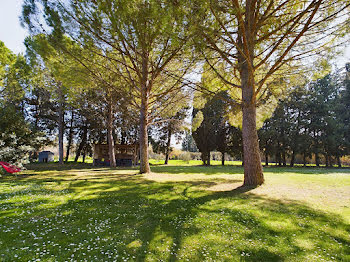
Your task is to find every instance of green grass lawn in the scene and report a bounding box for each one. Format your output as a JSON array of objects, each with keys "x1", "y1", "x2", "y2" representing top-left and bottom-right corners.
[{"x1": 1, "y1": 161, "x2": 349, "y2": 261}]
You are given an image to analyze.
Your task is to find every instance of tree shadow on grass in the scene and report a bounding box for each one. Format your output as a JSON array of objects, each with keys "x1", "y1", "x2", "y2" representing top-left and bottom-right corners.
[{"x1": 0, "y1": 176, "x2": 349, "y2": 261}]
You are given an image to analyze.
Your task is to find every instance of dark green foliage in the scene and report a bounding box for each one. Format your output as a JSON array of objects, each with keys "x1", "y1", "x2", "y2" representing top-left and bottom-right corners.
[
  {"x1": 226, "y1": 126, "x2": 243, "y2": 161},
  {"x1": 341, "y1": 67, "x2": 350, "y2": 155},
  {"x1": 259, "y1": 71, "x2": 349, "y2": 167},
  {"x1": 150, "y1": 108, "x2": 188, "y2": 160},
  {"x1": 192, "y1": 95, "x2": 224, "y2": 165},
  {"x1": 0, "y1": 104, "x2": 47, "y2": 166},
  {"x1": 0, "y1": 41, "x2": 49, "y2": 166},
  {"x1": 192, "y1": 92, "x2": 241, "y2": 165}
]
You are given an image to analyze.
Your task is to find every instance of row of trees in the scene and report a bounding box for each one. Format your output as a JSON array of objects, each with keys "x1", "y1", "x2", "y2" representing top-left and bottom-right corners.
[
  {"x1": 259, "y1": 71, "x2": 350, "y2": 167},
  {"x1": 190, "y1": 69, "x2": 350, "y2": 167},
  {"x1": 0, "y1": 41, "x2": 47, "y2": 166},
  {"x1": 5, "y1": 0, "x2": 349, "y2": 186}
]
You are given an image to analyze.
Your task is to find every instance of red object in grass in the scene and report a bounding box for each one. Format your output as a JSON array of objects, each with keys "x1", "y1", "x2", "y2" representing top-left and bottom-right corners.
[{"x1": 0, "y1": 161, "x2": 21, "y2": 173}]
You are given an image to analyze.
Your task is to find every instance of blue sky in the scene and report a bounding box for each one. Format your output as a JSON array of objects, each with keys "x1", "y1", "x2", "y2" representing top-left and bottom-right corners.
[{"x1": 0, "y1": 0, "x2": 28, "y2": 54}]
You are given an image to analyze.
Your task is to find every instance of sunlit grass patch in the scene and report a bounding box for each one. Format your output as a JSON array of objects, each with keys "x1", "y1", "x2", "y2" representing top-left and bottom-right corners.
[{"x1": 0, "y1": 162, "x2": 349, "y2": 261}]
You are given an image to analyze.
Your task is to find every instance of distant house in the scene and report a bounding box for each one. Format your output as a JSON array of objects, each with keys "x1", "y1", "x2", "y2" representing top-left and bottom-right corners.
[{"x1": 38, "y1": 151, "x2": 54, "y2": 163}]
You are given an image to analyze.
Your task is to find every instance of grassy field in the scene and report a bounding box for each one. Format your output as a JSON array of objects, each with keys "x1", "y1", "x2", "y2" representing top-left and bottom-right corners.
[{"x1": 0, "y1": 161, "x2": 349, "y2": 261}]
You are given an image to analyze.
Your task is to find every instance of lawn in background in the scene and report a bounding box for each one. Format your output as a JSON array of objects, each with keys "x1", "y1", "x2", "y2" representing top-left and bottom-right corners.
[{"x1": 0, "y1": 161, "x2": 349, "y2": 261}]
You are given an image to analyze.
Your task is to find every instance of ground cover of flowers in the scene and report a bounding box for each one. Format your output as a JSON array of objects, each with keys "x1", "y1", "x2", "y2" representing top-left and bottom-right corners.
[{"x1": 0, "y1": 162, "x2": 349, "y2": 261}]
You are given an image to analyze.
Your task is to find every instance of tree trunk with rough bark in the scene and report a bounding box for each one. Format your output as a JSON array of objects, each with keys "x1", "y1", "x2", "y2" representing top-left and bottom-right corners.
[
  {"x1": 58, "y1": 83, "x2": 65, "y2": 165},
  {"x1": 221, "y1": 152, "x2": 225, "y2": 166},
  {"x1": 139, "y1": 52, "x2": 151, "y2": 174},
  {"x1": 107, "y1": 101, "x2": 116, "y2": 168},
  {"x1": 241, "y1": 101, "x2": 264, "y2": 186},
  {"x1": 139, "y1": 91, "x2": 150, "y2": 173},
  {"x1": 238, "y1": 0, "x2": 264, "y2": 187}
]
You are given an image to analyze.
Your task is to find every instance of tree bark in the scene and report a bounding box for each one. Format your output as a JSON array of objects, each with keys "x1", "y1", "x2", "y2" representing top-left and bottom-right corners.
[
  {"x1": 207, "y1": 151, "x2": 211, "y2": 166},
  {"x1": 164, "y1": 128, "x2": 172, "y2": 165},
  {"x1": 107, "y1": 101, "x2": 116, "y2": 168},
  {"x1": 139, "y1": 51, "x2": 151, "y2": 174},
  {"x1": 58, "y1": 83, "x2": 65, "y2": 165},
  {"x1": 221, "y1": 152, "x2": 225, "y2": 166},
  {"x1": 242, "y1": 102, "x2": 264, "y2": 186},
  {"x1": 239, "y1": 0, "x2": 264, "y2": 187},
  {"x1": 303, "y1": 152, "x2": 307, "y2": 167},
  {"x1": 139, "y1": 90, "x2": 150, "y2": 173}
]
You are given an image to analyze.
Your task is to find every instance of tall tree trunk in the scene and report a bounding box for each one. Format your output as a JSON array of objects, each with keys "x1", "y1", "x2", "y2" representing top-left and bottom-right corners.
[
  {"x1": 239, "y1": 0, "x2": 264, "y2": 187},
  {"x1": 58, "y1": 83, "x2": 65, "y2": 165},
  {"x1": 107, "y1": 101, "x2": 116, "y2": 168},
  {"x1": 242, "y1": 102, "x2": 264, "y2": 186},
  {"x1": 139, "y1": 90, "x2": 150, "y2": 173},
  {"x1": 65, "y1": 109, "x2": 74, "y2": 162},
  {"x1": 207, "y1": 151, "x2": 211, "y2": 166},
  {"x1": 303, "y1": 152, "x2": 307, "y2": 167},
  {"x1": 74, "y1": 124, "x2": 88, "y2": 162},
  {"x1": 164, "y1": 128, "x2": 172, "y2": 165},
  {"x1": 265, "y1": 152, "x2": 269, "y2": 166},
  {"x1": 325, "y1": 154, "x2": 329, "y2": 167},
  {"x1": 221, "y1": 152, "x2": 225, "y2": 166},
  {"x1": 139, "y1": 51, "x2": 151, "y2": 173}
]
